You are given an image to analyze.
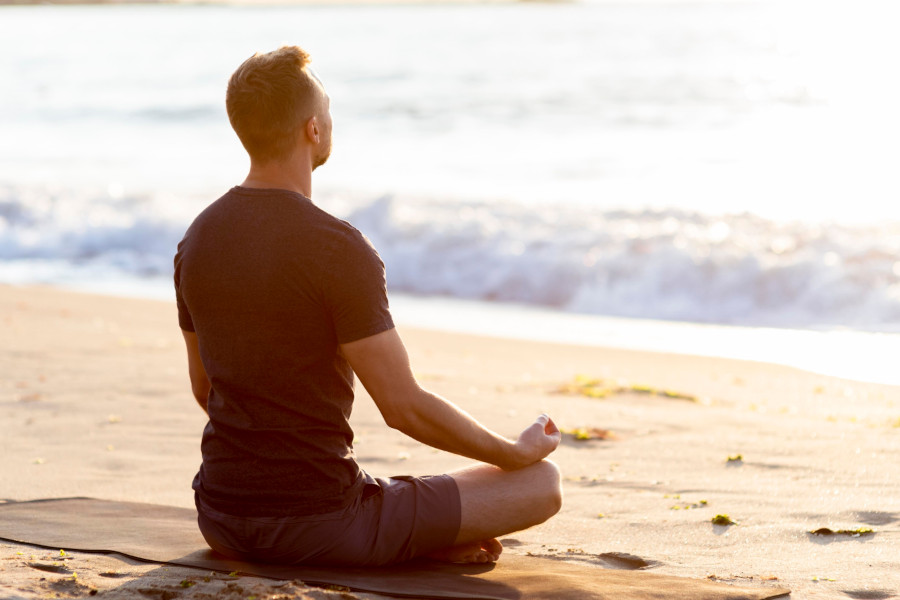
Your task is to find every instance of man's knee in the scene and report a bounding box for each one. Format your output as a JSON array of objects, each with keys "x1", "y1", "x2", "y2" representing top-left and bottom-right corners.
[{"x1": 530, "y1": 459, "x2": 562, "y2": 521}]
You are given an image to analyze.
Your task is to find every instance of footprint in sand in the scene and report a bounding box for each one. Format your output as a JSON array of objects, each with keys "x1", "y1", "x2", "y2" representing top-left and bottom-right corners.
[
  {"x1": 841, "y1": 590, "x2": 897, "y2": 600},
  {"x1": 596, "y1": 552, "x2": 658, "y2": 570},
  {"x1": 532, "y1": 550, "x2": 658, "y2": 570},
  {"x1": 26, "y1": 561, "x2": 72, "y2": 575},
  {"x1": 852, "y1": 511, "x2": 899, "y2": 526}
]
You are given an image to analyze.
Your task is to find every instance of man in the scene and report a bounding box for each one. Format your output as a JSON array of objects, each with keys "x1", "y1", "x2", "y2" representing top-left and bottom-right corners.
[{"x1": 174, "y1": 45, "x2": 562, "y2": 567}]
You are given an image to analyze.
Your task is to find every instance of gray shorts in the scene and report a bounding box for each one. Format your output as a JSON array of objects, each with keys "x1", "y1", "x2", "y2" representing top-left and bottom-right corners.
[{"x1": 195, "y1": 472, "x2": 461, "y2": 567}]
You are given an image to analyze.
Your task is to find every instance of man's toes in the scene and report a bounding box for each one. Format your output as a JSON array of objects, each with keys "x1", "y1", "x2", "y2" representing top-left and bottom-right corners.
[
  {"x1": 427, "y1": 540, "x2": 503, "y2": 564},
  {"x1": 483, "y1": 538, "x2": 503, "y2": 558}
]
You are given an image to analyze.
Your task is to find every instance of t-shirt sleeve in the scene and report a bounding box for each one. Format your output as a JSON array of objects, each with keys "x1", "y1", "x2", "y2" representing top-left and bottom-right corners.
[
  {"x1": 173, "y1": 241, "x2": 195, "y2": 332},
  {"x1": 325, "y1": 229, "x2": 394, "y2": 344}
]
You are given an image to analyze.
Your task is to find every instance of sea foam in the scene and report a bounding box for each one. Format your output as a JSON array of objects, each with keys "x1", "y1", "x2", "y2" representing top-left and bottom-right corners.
[
  {"x1": 5, "y1": 184, "x2": 896, "y2": 332},
  {"x1": 349, "y1": 195, "x2": 900, "y2": 331}
]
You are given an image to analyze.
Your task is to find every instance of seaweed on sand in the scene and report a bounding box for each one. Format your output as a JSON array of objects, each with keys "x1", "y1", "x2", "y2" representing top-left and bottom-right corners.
[
  {"x1": 560, "y1": 427, "x2": 616, "y2": 442},
  {"x1": 555, "y1": 375, "x2": 698, "y2": 402},
  {"x1": 809, "y1": 527, "x2": 874, "y2": 537}
]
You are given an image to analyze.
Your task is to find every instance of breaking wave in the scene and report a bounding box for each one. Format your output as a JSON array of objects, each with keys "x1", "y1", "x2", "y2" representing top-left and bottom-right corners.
[
  {"x1": 3, "y1": 184, "x2": 900, "y2": 331},
  {"x1": 349, "y1": 196, "x2": 900, "y2": 331}
]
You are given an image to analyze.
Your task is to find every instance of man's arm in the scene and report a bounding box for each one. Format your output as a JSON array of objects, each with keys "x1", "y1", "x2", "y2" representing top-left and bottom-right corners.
[
  {"x1": 340, "y1": 328, "x2": 560, "y2": 471},
  {"x1": 181, "y1": 330, "x2": 211, "y2": 415}
]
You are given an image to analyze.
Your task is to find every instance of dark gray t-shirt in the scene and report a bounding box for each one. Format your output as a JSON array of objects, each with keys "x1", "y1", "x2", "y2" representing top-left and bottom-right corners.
[{"x1": 174, "y1": 186, "x2": 394, "y2": 517}]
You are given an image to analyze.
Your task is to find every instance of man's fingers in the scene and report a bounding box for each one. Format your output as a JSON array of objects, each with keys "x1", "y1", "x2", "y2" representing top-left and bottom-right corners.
[
  {"x1": 534, "y1": 414, "x2": 560, "y2": 438},
  {"x1": 543, "y1": 415, "x2": 560, "y2": 437},
  {"x1": 515, "y1": 414, "x2": 561, "y2": 465}
]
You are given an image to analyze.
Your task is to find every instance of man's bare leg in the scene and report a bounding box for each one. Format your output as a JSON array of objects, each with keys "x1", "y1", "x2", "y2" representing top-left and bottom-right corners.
[{"x1": 428, "y1": 459, "x2": 562, "y2": 563}]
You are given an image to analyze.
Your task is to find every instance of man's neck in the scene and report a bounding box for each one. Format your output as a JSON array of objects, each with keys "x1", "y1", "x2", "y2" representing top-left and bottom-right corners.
[{"x1": 240, "y1": 160, "x2": 313, "y2": 199}]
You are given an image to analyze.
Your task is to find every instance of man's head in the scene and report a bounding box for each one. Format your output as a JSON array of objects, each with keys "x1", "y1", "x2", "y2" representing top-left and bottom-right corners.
[{"x1": 226, "y1": 46, "x2": 332, "y2": 168}]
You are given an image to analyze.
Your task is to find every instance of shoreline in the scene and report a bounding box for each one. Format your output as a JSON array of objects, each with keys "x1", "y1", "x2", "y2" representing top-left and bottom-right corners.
[
  {"x1": 4, "y1": 283, "x2": 900, "y2": 598},
  {"x1": 20, "y1": 279, "x2": 900, "y2": 387}
]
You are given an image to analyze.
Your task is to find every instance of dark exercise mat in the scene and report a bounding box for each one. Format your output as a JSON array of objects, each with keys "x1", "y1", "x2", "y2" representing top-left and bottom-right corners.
[{"x1": 0, "y1": 497, "x2": 789, "y2": 599}]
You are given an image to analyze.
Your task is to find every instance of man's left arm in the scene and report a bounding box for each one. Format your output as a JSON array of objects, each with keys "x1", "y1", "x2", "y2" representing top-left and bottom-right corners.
[{"x1": 181, "y1": 330, "x2": 210, "y2": 415}]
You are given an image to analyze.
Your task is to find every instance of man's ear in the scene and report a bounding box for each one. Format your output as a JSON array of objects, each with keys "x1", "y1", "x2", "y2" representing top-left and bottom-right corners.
[{"x1": 305, "y1": 115, "x2": 320, "y2": 144}]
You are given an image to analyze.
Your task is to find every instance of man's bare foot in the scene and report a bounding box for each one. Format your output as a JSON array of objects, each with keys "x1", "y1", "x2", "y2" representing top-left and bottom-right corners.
[{"x1": 427, "y1": 538, "x2": 503, "y2": 563}]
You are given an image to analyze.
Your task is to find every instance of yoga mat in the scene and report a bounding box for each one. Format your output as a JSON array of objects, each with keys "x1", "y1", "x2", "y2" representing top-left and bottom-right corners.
[{"x1": 0, "y1": 498, "x2": 789, "y2": 600}]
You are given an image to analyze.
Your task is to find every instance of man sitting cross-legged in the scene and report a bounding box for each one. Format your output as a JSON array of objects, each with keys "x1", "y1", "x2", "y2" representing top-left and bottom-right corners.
[{"x1": 174, "y1": 45, "x2": 562, "y2": 567}]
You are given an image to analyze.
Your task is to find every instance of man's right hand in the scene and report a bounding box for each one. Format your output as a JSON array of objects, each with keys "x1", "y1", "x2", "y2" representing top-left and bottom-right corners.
[{"x1": 508, "y1": 414, "x2": 561, "y2": 470}]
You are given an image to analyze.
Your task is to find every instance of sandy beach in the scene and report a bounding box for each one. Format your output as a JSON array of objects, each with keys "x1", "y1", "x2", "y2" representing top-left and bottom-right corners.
[{"x1": 2, "y1": 284, "x2": 898, "y2": 599}]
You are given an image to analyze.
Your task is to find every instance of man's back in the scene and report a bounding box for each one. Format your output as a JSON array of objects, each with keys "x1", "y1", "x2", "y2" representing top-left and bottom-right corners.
[
  {"x1": 179, "y1": 46, "x2": 560, "y2": 566},
  {"x1": 174, "y1": 186, "x2": 394, "y2": 517}
]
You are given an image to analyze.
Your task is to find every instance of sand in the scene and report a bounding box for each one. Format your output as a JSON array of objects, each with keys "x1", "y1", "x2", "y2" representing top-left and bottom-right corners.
[{"x1": 2, "y1": 284, "x2": 898, "y2": 599}]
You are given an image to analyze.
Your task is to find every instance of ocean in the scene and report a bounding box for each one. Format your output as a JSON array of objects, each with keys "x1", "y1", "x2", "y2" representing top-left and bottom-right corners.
[{"x1": 2, "y1": 1, "x2": 900, "y2": 383}]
